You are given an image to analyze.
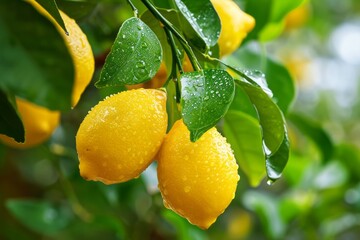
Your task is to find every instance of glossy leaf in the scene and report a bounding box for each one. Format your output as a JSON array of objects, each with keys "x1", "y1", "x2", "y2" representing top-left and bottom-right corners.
[
  {"x1": 266, "y1": 130, "x2": 290, "y2": 181},
  {"x1": 6, "y1": 199, "x2": 72, "y2": 235},
  {"x1": 96, "y1": 17, "x2": 162, "y2": 87},
  {"x1": 237, "y1": 81, "x2": 285, "y2": 153},
  {"x1": 224, "y1": 111, "x2": 266, "y2": 186},
  {"x1": 152, "y1": 0, "x2": 174, "y2": 9},
  {"x1": 0, "y1": 1, "x2": 74, "y2": 111},
  {"x1": 288, "y1": 112, "x2": 334, "y2": 162},
  {"x1": 36, "y1": 0, "x2": 68, "y2": 34},
  {"x1": 228, "y1": 85, "x2": 258, "y2": 119},
  {"x1": 227, "y1": 45, "x2": 295, "y2": 114},
  {"x1": 0, "y1": 90, "x2": 25, "y2": 143},
  {"x1": 175, "y1": 0, "x2": 220, "y2": 49},
  {"x1": 180, "y1": 69, "x2": 234, "y2": 141},
  {"x1": 141, "y1": 9, "x2": 181, "y2": 78}
]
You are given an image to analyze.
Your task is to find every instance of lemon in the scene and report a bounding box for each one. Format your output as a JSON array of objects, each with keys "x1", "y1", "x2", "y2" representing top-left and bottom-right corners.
[
  {"x1": 211, "y1": 0, "x2": 255, "y2": 57},
  {"x1": 285, "y1": 2, "x2": 310, "y2": 31},
  {"x1": 76, "y1": 89, "x2": 168, "y2": 185},
  {"x1": 28, "y1": 0, "x2": 95, "y2": 107},
  {"x1": 0, "y1": 98, "x2": 60, "y2": 149},
  {"x1": 157, "y1": 120, "x2": 239, "y2": 229},
  {"x1": 182, "y1": 54, "x2": 193, "y2": 72}
]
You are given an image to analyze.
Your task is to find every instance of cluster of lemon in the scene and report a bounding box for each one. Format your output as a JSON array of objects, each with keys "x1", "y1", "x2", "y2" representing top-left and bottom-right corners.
[
  {"x1": 0, "y1": 0, "x2": 255, "y2": 229},
  {"x1": 76, "y1": 0, "x2": 254, "y2": 229}
]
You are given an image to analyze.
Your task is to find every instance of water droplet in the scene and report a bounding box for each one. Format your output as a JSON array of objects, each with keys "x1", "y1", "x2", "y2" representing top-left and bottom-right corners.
[
  {"x1": 204, "y1": 96, "x2": 209, "y2": 101},
  {"x1": 245, "y1": 70, "x2": 273, "y2": 98},
  {"x1": 137, "y1": 25, "x2": 143, "y2": 31},
  {"x1": 136, "y1": 60, "x2": 146, "y2": 69},
  {"x1": 263, "y1": 141, "x2": 272, "y2": 157},
  {"x1": 141, "y1": 42, "x2": 148, "y2": 49},
  {"x1": 267, "y1": 179, "x2": 275, "y2": 186},
  {"x1": 122, "y1": 34, "x2": 126, "y2": 39}
]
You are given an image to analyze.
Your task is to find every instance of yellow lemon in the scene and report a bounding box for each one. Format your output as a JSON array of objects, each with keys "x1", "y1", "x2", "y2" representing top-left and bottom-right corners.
[
  {"x1": 157, "y1": 120, "x2": 239, "y2": 229},
  {"x1": 28, "y1": 0, "x2": 95, "y2": 107},
  {"x1": 285, "y1": 2, "x2": 310, "y2": 31},
  {"x1": 0, "y1": 98, "x2": 60, "y2": 149},
  {"x1": 76, "y1": 89, "x2": 168, "y2": 184},
  {"x1": 211, "y1": 0, "x2": 255, "y2": 57}
]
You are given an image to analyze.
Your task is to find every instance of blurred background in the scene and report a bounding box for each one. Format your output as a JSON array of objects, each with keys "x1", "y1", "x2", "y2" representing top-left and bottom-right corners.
[{"x1": 1, "y1": 0, "x2": 360, "y2": 239}]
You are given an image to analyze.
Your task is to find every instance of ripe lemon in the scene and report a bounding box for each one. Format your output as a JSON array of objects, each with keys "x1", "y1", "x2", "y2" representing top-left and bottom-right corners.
[
  {"x1": 28, "y1": 0, "x2": 95, "y2": 107},
  {"x1": 76, "y1": 89, "x2": 168, "y2": 185},
  {"x1": 211, "y1": 0, "x2": 255, "y2": 57},
  {"x1": 285, "y1": 2, "x2": 310, "y2": 31},
  {"x1": 0, "y1": 98, "x2": 60, "y2": 149},
  {"x1": 157, "y1": 120, "x2": 239, "y2": 229}
]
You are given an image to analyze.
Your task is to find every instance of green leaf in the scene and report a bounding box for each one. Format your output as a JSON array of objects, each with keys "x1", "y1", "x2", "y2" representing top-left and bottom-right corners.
[
  {"x1": 226, "y1": 45, "x2": 295, "y2": 114},
  {"x1": 228, "y1": 84, "x2": 258, "y2": 118},
  {"x1": 258, "y1": 21, "x2": 286, "y2": 42},
  {"x1": 237, "y1": 81, "x2": 285, "y2": 153},
  {"x1": 288, "y1": 112, "x2": 334, "y2": 162},
  {"x1": 180, "y1": 69, "x2": 235, "y2": 141},
  {"x1": 152, "y1": 0, "x2": 175, "y2": 9},
  {"x1": 245, "y1": 0, "x2": 272, "y2": 40},
  {"x1": 175, "y1": 0, "x2": 220, "y2": 49},
  {"x1": 266, "y1": 131, "x2": 290, "y2": 181},
  {"x1": 0, "y1": 1, "x2": 74, "y2": 111},
  {"x1": 0, "y1": 91, "x2": 25, "y2": 143},
  {"x1": 141, "y1": 9, "x2": 181, "y2": 78},
  {"x1": 223, "y1": 111, "x2": 266, "y2": 187},
  {"x1": 36, "y1": 0, "x2": 68, "y2": 34},
  {"x1": 6, "y1": 199, "x2": 72, "y2": 235},
  {"x1": 96, "y1": 17, "x2": 162, "y2": 87}
]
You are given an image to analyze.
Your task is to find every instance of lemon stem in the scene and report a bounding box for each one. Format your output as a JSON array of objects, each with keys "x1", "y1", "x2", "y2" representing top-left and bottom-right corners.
[
  {"x1": 126, "y1": 0, "x2": 138, "y2": 17},
  {"x1": 164, "y1": 27, "x2": 184, "y2": 74},
  {"x1": 140, "y1": 0, "x2": 201, "y2": 71}
]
